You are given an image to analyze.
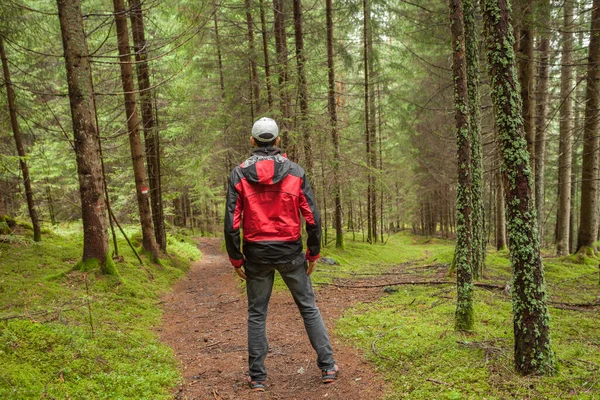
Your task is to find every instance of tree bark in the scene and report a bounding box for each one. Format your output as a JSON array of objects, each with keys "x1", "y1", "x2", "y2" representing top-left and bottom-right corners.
[
  {"x1": 577, "y1": 0, "x2": 600, "y2": 254},
  {"x1": 534, "y1": 0, "x2": 551, "y2": 248},
  {"x1": 495, "y1": 163, "x2": 507, "y2": 250},
  {"x1": 129, "y1": 0, "x2": 166, "y2": 252},
  {"x1": 245, "y1": 0, "x2": 261, "y2": 114},
  {"x1": 293, "y1": 0, "x2": 311, "y2": 173},
  {"x1": 259, "y1": 0, "x2": 273, "y2": 111},
  {"x1": 482, "y1": 0, "x2": 555, "y2": 375},
  {"x1": 273, "y1": 0, "x2": 293, "y2": 156},
  {"x1": 557, "y1": 0, "x2": 574, "y2": 255},
  {"x1": 213, "y1": 1, "x2": 225, "y2": 99},
  {"x1": 450, "y1": 0, "x2": 474, "y2": 332},
  {"x1": 56, "y1": 0, "x2": 109, "y2": 268},
  {"x1": 463, "y1": 0, "x2": 484, "y2": 278},
  {"x1": 0, "y1": 34, "x2": 41, "y2": 242},
  {"x1": 516, "y1": 0, "x2": 536, "y2": 180},
  {"x1": 326, "y1": 0, "x2": 344, "y2": 249},
  {"x1": 113, "y1": 0, "x2": 158, "y2": 261}
]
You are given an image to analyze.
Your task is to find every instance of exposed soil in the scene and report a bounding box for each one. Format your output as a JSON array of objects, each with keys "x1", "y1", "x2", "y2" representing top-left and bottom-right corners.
[{"x1": 159, "y1": 238, "x2": 388, "y2": 400}]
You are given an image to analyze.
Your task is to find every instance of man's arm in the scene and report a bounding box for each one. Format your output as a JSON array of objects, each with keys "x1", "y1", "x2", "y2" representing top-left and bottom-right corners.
[
  {"x1": 224, "y1": 170, "x2": 244, "y2": 268},
  {"x1": 298, "y1": 173, "x2": 321, "y2": 262}
]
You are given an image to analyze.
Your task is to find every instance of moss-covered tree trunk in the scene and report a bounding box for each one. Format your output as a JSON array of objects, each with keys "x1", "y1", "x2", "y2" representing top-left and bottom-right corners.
[
  {"x1": 577, "y1": 0, "x2": 600, "y2": 254},
  {"x1": 326, "y1": 0, "x2": 344, "y2": 249},
  {"x1": 463, "y1": 0, "x2": 485, "y2": 278},
  {"x1": 129, "y1": 0, "x2": 166, "y2": 252},
  {"x1": 450, "y1": 0, "x2": 474, "y2": 332},
  {"x1": 56, "y1": 0, "x2": 109, "y2": 268},
  {"x1": 273, "y1": 0, "x2": 293, "y2": 157},
  {"x1": 0, "y1": 34, "x2": 41, "y2": 242},
  {"x1": 113, "y1": 0, "x2": 158, "y2": 261},
  {"x1": 482, "y1": 0, "x2": 555, "y2": 375},
  {"x1": 557, "y1": 0, "x2": 574, "y2": 255},
  {"x1": 534, "y1": 0, "x2": 551, "y2": 248}
]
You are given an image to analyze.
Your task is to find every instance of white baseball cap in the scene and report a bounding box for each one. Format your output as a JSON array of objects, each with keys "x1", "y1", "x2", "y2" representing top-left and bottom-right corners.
[{"x1": 251, "y1": 117, "x2": 279, "y2": 142}]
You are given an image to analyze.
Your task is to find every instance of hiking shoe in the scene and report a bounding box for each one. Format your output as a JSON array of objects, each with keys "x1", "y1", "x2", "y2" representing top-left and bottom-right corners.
[
  {"x1": 321, "y1": 364, "x2": 339, "y2": 384},
  {"x1": 247, "y1": 376, "x2": 266, "y2": 392}
]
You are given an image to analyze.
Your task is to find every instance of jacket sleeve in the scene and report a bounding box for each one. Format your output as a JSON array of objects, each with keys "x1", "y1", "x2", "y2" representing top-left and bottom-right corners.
[
  {"x1": 224, "y1": 170, "x2": 244, "y2": 267},
  {"x1": 299, "y1": 173, "x2": 321, "y2": 261}
]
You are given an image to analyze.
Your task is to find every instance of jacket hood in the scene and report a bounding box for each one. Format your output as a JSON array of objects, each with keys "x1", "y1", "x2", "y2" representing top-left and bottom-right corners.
[{"x1": 240, "y1": 147, "x2": 291, "y2": 185}]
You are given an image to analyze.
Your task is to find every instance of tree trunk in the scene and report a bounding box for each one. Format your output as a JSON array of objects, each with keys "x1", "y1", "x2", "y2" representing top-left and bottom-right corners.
[
  {"x1": 534, "y1": 0, "x2": 551, "y2": 248},
  {"x1": 113, "y1": 0, "x2": 158, "y2": 261},
  {"x1": 577, "y1": 0, "x2": 600, "y2": 254},
  {"x1": 368, "y1": 0, "x2": 377, "y2": 243},
  {"x1": 516, "y1": 0, "x2": 536, "y2": 181},
  {"x1": 495, "y1": 164, "x2": 507, "y2": 250},
  {"x1": 293, "y1": 0, "x2": 311, "y2": 174},
  {"x1": 56, "y1": 0, "x2": 109, "y2": 268},
  {"x1": 482, "y1": 0, "x2": 555, "y2": 375},
  {"x1": 326, "y1": 0, "x2": 344, "y2": 249},
  {"x1": 273, "y1": 0, "x2": 293, "y2": 156},
  {"x1": 450, "y1": 0, "x2": 474, "y2": 332},
  {"x1": 0, "y1": 34, "x2": 41, "y2": 242},
  {"x1": 464, "y1": 0, "x2": 484, "y2": 278},
  {"x1": 213, "y1": 1, "x2": 225, "y2": 99},
  {"x1": 556, "y1": 0, "x2": 574, "y2": 255},
  {"x1": 245, "y1": 0, "x2": 261, "y2": 114},
  {"x1": 259, "y1": 0, "x2": 273, "y2": 111},
  {"x1": 129, "y1": 0, "x2": 167, "y2": 252}
]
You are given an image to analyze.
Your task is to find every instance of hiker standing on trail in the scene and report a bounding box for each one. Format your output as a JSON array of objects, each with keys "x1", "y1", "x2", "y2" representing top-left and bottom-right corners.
[{"x1": 224, "y1": 117, "x2": 339, "y2": 392}]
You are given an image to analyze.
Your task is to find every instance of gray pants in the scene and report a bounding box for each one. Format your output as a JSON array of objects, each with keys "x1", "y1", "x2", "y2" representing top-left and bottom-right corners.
[{"x1": 245, "y1": 253, "x2": 335, "y2": 381}]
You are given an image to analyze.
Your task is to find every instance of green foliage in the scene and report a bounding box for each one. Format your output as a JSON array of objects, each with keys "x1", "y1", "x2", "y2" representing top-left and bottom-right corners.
[
  {"x1": 0, "y1": 225, "x2": 200, "y2": 399},
  {"x1": 335, "y1": 235, "x2": 599, "y2": 399}
]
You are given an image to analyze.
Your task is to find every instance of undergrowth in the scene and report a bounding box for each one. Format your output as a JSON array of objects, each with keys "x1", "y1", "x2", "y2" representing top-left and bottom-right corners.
[
  {"x1": 0, "y1": 222, "x2": 201, "y2": 399},
  {"x1": 322, "y1": 232, "x2": 599, "y2": 399}
]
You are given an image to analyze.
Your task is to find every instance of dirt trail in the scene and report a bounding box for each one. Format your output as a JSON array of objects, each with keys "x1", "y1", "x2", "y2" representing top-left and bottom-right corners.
[{"x1": 160, "y1": 238, "x2": 386, "y2": 399}]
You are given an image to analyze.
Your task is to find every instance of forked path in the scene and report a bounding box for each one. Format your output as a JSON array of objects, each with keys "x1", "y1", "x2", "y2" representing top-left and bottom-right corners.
[{"x1": 160, "y1": 238, "x2": 386, "y2": 399}]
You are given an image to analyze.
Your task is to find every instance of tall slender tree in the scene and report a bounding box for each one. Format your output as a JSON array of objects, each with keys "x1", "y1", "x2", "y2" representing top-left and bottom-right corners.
[
  {"x1": 56, "y1": 0, "x2": 110, "y2": 269},
  {"x1": 245, "y1": 0, "x2": 261, "y2": 114},
  {"x1": 577, "y1": 0, "x2": 600, "y2": 254},
  {"x1": 463, "y1": 0, "x2": 485, "y2": 278},
  {"x1": 129, "y1": 0, "x2": 166, "y2": 252},
  {"x1": 535, "y1": 0, "x2": 551, "y2": 247},
  {"x1": 450, "y1": 0, "x2": 474, "y2": 332},
  {"x1": 557, "y1": 0, "x2": 574, "y2": 255},
  {"x1": 259, "y1": 0, "x2": 273, "y2": 111},
  {"x1": 0, "y1": 34, "x2": 41, "y2": 242},
  {"x1": 326, "y1": 0, "x2": 344, "y2": 249},
  {"x1": 293, "y1": 0, "x2": 311, "y2": 173},
  {"x1": 113, "y1": 0, "x2": 158, "y2": 261},
  {"x1": 482, "y1": 0, "x2": 555, "y2": 375},
  {"x1": 273, "y1": 0, "x2": 292, "y2": 155}
]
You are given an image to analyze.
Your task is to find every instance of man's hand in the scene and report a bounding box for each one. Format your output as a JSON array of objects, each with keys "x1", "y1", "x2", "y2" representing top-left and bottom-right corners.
[
  {"x1": 234, "y1": 266, "x2": 247, "y2": 280},
  {"x1": 306, "y1": 260, "x2": 317, "y2": 276}
]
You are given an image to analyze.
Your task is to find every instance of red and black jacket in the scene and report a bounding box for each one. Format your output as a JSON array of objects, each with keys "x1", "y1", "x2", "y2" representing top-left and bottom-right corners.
[{"x1": 224, "y1": 147, "x2": 321, "y2": 267}]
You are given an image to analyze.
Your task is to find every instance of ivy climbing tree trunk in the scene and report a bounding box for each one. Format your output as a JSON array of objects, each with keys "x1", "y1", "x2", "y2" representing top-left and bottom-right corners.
[
  {"x1": 56, "y1": 0, "x2": 110, "y2": 269},
  {"x1": 482, "y1": 0, "x2": 555, "y2": 375},
  {"x1": 0, "y1": 34, "x2": 41, "y2": 242},
  {"x1": 129, "y1": 0, "x2": 166, "y2": 252},
  {"x1": 326, "y1": 0, "x2": 344, "y2": 249},
  {"x1": 450, "y1": 0, "x2": 474, "y2": 332},
  {"x1": 577, "y1": 0, "x2": 600, "y2": 254},
  {"x1": 463, "y1": 0, "x2": 484, "y2": 278},
  {"x1": 293, "y1": 0, "x2": 311, "y2": 174},
  {"x1": 113, "y1": 0, "x2": 158, "y2": 261},
  {"x1": 557, "y1": 0, "x2": 574, "y2": 256},
  {"x1": 534, "y1": 0, "x2": 550, "y2": 248}
]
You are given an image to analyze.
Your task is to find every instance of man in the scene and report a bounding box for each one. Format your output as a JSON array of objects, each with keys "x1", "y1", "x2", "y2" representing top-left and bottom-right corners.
[{"x1": 224, "y1": 117, "x2": 338, "y2": 392}]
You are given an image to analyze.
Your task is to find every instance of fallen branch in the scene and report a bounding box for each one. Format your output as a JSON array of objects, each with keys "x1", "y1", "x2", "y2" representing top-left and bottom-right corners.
[
  {"x1": 426, "y1": 378, "x2": 450, "y2": 386},
  {"x1": 314, "y1": 280, "x2": 506, "y2": 290}
]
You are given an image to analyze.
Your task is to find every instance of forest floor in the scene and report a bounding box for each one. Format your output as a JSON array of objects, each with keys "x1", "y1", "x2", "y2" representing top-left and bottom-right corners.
[{"x1": 160, "y1": 237, "x2": 390, "y2": 399}]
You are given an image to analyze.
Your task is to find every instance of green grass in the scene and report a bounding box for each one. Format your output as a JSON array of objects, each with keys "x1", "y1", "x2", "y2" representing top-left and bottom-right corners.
[
  {"x1": 324, "y1": 232, "x2": 600, "y2": 399},
  {"x1": 0, "y1": 223, "x2": 201, "y2": 399}
]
